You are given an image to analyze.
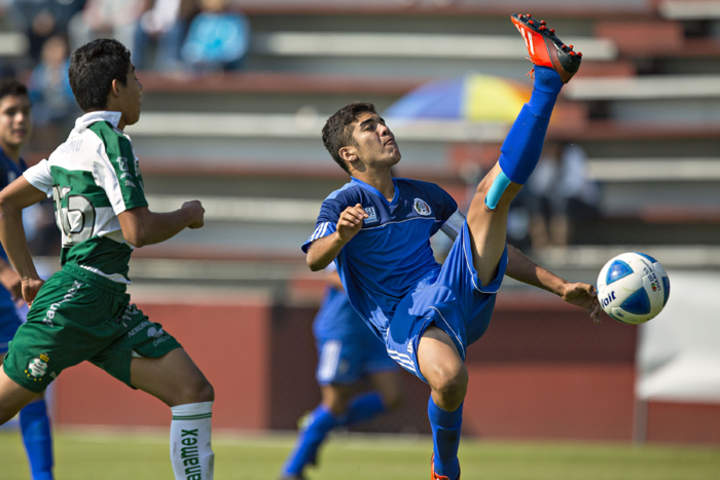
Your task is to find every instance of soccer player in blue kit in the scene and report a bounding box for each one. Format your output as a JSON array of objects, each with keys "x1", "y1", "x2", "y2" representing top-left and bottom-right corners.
[
  {"x1": 302, "y1": 14, "x2": 603, "y2": 480},
  {"x1": 0, "y1": 78, "x2": 55, "y2": 480},
  {"x1": 280, "y1": 268, "x2": 401, "y2": 480}
]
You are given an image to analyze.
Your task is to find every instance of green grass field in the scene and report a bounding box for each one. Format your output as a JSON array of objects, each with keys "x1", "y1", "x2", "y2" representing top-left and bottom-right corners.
[{"x1": 2, "y1": 428, "x2": 719, "y2": 479}]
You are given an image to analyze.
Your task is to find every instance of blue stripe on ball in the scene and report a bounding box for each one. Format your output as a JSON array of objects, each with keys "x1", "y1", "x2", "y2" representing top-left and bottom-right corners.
[
  {"x1": 635, "y1": 252, "x2": 658, "y2": 263},
  {"x1": 620, "y1": 288, "x2": 651, "y2": 315},
  {"x1": 662, "y1": 276, "x2": 670, "y2": 306},
  {"x1": 606, "y1": 260, "x2": 634, "y2": 284}
]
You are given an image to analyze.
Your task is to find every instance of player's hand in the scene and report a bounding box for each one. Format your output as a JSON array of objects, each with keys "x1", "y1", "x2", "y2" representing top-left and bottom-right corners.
[
  {"x1": 336, "y1": 204, "x2": 368, "y2": 242},
  {"x1": 21, "y1": 278, "x2": 44, "y2": 306},
  {"x1": 182, "y1": 200, "x2": 205, "y2": 229},
  {"x1": 560, "y1": 282, "x2": 604, "y2": 323},
  {"x1": 0, "y1": 268, "x2": 22, "y2": 301}
]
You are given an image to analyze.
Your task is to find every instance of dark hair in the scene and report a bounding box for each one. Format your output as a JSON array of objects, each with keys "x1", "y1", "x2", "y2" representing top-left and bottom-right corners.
[
  {"x1": 69, "y1": 38, "x2": 131, "y2": 111},
  {"x1": 0, "y1": 78, "x2": 28, "y2": 101},
  {"x1": 322, "y1": 102, "x2": 377, "y2": 173}
]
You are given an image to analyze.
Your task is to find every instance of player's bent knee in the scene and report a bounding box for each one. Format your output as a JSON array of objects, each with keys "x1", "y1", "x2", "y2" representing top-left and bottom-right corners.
[{"x1": 428, "y1": 363, "x2": 468, "y2": 408}]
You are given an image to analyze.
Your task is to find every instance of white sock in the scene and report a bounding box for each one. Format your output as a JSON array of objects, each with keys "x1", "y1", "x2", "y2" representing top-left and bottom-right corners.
[{"x1": 170, "y1": 401, "x2": 214, "y2": 480}]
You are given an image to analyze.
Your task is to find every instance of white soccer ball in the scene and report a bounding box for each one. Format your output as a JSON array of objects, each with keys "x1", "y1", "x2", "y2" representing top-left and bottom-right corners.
[{"x1": 596, "y1": 252, "x2": 670, "y2": 325}]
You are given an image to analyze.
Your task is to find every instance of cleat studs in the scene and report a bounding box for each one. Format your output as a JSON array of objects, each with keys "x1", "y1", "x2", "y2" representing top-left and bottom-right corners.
[
  {"x1": 540, "y1": 19, "x2": 546, "y2": 25},
  {"x1": 550, "y1": 28, "x2": 555, "y2": 33},
  {"x1": 568, "y1": 44, "x2": 574, "y2": 50},
  {"x1": 528, "y1": 19, "x2": 534, "y2": 25}
]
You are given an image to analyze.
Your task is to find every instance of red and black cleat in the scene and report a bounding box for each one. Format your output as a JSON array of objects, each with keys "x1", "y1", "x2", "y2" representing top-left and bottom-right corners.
[
  {"x1": 510, "y1": 13, "x2": 582, "y2": 83},
  {"x1": 431, "y1": 454, "x2": 460, "y2": 480}
]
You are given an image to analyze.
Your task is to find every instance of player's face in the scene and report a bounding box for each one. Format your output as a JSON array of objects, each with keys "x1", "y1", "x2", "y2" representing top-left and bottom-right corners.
[
  {"x1": 0, "y1": 94, "x2": 31, "y2": 152},
  {"x1": 348, "y1": 112, "x2": 401, "y2": 169},
  {"x1": 117, "y1": 64, "x2": 143, "y2": 128}
]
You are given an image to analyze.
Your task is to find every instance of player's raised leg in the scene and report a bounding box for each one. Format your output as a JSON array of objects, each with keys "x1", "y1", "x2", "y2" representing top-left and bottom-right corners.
[
  {"x1": 130, "y1": 348, "x2": 215, "y2": 480},
  {"x1": 467, "y1": 13, "x2": 581, "y2": 285}
]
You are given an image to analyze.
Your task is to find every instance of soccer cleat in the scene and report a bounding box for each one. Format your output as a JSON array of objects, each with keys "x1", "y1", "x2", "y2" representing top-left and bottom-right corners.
[
  {"x1": 510, "y1": 13, "x2": 582, "y2": 83},
  {"x1": 431, "y1": 454, "x2": 460, "y2": 480}
]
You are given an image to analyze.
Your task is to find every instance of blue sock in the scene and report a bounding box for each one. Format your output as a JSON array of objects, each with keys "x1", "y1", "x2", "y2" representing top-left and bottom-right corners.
[
  {"x1": 338, "y1": 392, "x2": 386, "y2": 426},
  {"x1": 428, "y1": 397, "x2": 462, "y2": 480},
  {"x1": 282, "y1": 405, "x2": 338, "y2": 475},
  {"x1": 19, "y1": 398, "x2": 54, "y2": 480},
  {"x1": 497, "y1": 66, "x2": 564, "y2": 185}
]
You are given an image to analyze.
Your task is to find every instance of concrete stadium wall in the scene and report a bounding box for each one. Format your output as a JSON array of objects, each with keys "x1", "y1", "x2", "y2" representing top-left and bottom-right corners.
[{"x1": 51, "y1": 293, "x2": 719, "y2": 443}]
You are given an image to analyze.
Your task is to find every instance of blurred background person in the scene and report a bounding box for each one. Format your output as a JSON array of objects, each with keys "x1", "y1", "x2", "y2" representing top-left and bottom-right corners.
[
  {"x1": 132, "y1": 0, "x2": 198, "y2": 72},
  {"x1": 180, "y1": 0, "x2": 250, "y2": 73},
  {"x1": 280, "y1": 268, "x2": 402, "y2": 480},
  {"x1": 528, "y1": 142, "x2": 600, "y2": 248},
  {"x1": 28, "y1": 34, "x2": 78, "y2": 149},
  {"x1": 67, "y1": 0, "x2": 144, "y2": 51},
  {"x1": 7, "y1": 0, "x2": 86, "y2": 64}
]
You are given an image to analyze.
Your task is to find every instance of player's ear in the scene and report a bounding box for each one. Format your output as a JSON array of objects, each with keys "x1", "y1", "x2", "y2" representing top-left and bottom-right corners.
[{"x1": 338, "y1": 145, "x2": 358, "y2": 166}]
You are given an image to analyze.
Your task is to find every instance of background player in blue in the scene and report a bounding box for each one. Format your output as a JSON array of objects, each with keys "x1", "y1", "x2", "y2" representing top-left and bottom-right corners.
[
  {"x1": 302, "y1": 14, "x2": 603, "y2": 480},
  {"x1": 0, "y1": 78, "x2": 55, "y2": 480},
  {"x1": 280, "y1": 267, "x2": 402, "y2": 480}
]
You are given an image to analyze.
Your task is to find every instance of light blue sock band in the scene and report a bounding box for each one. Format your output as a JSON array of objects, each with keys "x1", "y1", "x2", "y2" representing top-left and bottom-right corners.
[{"x1": 484, "y1": 171, "x2": 511, "y2": 210}]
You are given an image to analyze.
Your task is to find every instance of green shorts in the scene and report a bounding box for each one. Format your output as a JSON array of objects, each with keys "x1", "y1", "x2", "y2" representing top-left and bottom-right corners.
[{"x1": 4, "y1": 263, "x2": 181, "y2": 392}]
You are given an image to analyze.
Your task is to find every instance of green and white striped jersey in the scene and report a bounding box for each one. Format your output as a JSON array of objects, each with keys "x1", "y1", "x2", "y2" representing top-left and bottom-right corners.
[{"x1": 24, "y1": 111, "x2": 148, "y2": 282}]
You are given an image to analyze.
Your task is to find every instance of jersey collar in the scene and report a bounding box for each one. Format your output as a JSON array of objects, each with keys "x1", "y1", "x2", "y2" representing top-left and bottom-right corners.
[
  {"x1": 74, "y1": 111, "x2": 123, "y2": 131},
  {"x1": 350, "y1": 176, "x2": 399, "y2": 205}
]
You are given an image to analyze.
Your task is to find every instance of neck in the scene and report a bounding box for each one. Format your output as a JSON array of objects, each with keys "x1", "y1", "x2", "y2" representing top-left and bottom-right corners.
[
  {"x1": 0, "y1": 142, "x2": 20, "y2": 163},
  {"x1": 354, "y1": 170, "x2": 394, "y2": 201}
]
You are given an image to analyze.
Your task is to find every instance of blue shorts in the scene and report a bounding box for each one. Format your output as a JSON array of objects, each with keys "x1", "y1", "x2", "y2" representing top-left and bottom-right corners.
[
  {"x1": 315, "y1": 328, "x2": 397, "y2": 385},
  {"x1": 0, "y1": 306, "x2": 24, "y2": 355},
  {"x1": 385, "y1": 221, "x2": 507, "y2": 383}
]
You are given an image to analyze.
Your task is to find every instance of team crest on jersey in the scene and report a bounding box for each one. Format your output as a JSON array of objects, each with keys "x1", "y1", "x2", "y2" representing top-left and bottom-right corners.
[
  {"x1": 413, "y1": 198, "x2": 432, "y2": 216},
  {"x1": 25, "y1": 353, "x2": 50, "y2": 381},
  {"x1": 363, "y1": 206, "x2": 378, "y2": 225}
]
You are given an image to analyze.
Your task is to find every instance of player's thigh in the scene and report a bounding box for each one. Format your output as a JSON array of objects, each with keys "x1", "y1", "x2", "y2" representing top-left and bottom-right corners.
[
  {"x1": 0, "y1": 364, "x2": 42, "y2": 424},
  {"x1": 130, "y1": 347, "x2": 213, "y2": 407},
  {"x1": 466, "y1": 163, "x2": 523, "y2": 284}
]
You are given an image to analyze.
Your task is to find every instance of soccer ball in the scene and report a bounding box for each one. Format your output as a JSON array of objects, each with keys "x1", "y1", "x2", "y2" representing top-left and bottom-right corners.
[{"x1": 596, "y1": 252, "x2": 670, "y2": 325}]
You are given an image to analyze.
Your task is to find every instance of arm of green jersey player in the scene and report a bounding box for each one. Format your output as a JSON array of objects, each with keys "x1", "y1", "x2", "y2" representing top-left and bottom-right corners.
[
  {"x1": 505, "y1": 244, "x2": 602, "y2": 321},
  {"x1": 0, "y1": 176, "x2": 46, "y2": 304},
  {"x1": 117, "y1": 200, "x2": 205, "y2": 248}
]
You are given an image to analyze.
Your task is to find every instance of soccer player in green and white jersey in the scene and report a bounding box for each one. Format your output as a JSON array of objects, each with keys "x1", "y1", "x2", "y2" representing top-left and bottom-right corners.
[{"x1": 0, "y1": 39, "x2": 215, "y2": 479}]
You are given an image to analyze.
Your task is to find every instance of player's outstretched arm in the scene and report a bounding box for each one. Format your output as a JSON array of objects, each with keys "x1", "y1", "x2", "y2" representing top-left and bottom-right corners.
[
  {"x1": 118, "y1": 200, "x2": 204, "y2": 247},
  {"x1": 306, "y1": 203, "x2": 367, "y2": 271},
  {"x1": 506, "y1": 245, "x2": 603, "y2": 322},
  {"x1": 0, "y1": 177, "x2": 46, "y2": 304}
]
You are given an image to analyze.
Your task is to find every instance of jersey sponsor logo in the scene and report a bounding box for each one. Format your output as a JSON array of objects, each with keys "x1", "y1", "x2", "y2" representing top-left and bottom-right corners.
[
  {"x1": 413, "y1": 198, "x2": 432, "y2": 216},
  {"x1": 43, "y1": 280, "x2": 83, "y2": 326},
  {"x1": 25, "y1": 353, "x2": 50, "y2": 382},
  {"x1": 363, "y1": 206, "x2": 378, "y2": 225},
  {"x1": 116, "y1": 156, "x2": 137, "y2": 188}
]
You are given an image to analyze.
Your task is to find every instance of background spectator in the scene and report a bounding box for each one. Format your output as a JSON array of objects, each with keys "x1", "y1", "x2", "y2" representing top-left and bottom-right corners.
[
  {"x1": 28, "y1": 34, "x2": 78, "y2": 147},
  {"x1": 68, "y1": 0, "x2": 144, "y2": 51},
  {"x1": 528, "y1": 142, "x2": 601, "y2": 248},
  {"x1": 8, "y1": 0, "x2": 86, "y2": 63},
  {"x1": 132, "y1": 0, "x2": 198, "y2": 71},
  {"x1": 180, "y1": 0, "x2": 250, "y2": 73}
]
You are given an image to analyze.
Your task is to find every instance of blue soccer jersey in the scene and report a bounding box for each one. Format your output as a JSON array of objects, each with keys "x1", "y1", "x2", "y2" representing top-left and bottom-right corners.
[
  {"x1": 302, "y1": 177, "x2": 457, "y2": 341},
  {"x1": 0, "y1": 147, "x2": 27, "y2": 310}
]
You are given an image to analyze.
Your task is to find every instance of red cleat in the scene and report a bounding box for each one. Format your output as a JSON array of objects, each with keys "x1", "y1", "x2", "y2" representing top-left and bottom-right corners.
[
  {"x1": 510, "y1": 13, "x2": 582, "y2": 83},
  {"x1": 431, "y1": 454, "x2": 460, "y2": 480}
]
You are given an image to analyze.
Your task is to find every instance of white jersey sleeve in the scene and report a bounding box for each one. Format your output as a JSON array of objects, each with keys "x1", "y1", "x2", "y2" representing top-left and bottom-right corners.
[{"x1": 23, "y1": 159, "x2": 54, "y2": 196}]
